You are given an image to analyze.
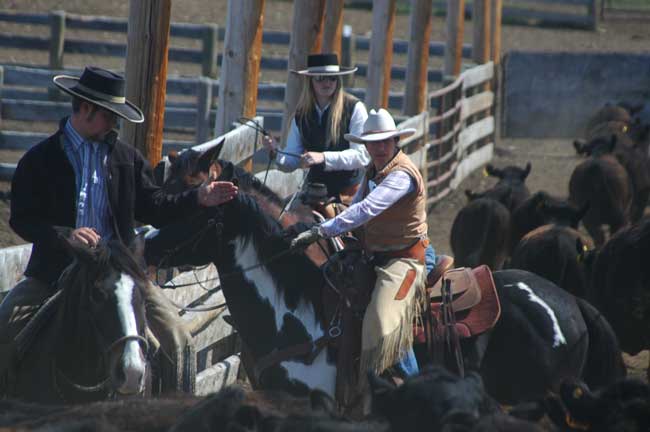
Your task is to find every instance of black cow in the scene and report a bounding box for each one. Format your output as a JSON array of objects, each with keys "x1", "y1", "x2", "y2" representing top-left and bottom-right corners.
[
  {"x1": 587, "y1": 216, "x2": 650, "y2": 366},
  {"x1": 579, "y1": 102, "x2": 650, "y2": 155},
  {"x1": 544, "y1": 377, "x2": 650, "y2": 432},
  {"x1": 569, "y1": 152, "x2": 632, "y2": 246},
  {"x1": 370, "y1": 366, "x2": 500, "y2": 432},
  {"x1": 450, "y1": 196, "x2": 511, "y2": 270},
  {"x1": 574, "y1": 134, "x2": 650, "y2": 223},
  {"x1": 466, "y1": 162, "x2": 532, "y2": 213},
  {"x1": 510, "y1": 191, "x2": 588, "y2": 253},
  {"x1": 510, "y1": 224, "x2": 594, "y2": 298}
]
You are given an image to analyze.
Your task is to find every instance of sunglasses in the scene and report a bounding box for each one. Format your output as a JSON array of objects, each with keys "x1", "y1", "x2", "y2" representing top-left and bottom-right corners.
[{"x1": 313, "y1": 75, "x2": 338, "y2": 83}]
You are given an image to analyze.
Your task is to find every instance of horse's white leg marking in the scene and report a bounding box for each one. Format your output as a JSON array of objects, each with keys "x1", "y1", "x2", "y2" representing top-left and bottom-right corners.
[
  {"x1": 507, "y1": 282, "x2": 567, "y2": 348},
  {"x1": 233, "y1": 237, "x2": 336, "y2": 394},
  {"x1": 114, "y1": 273, "x2": 146, "y2": 393}
]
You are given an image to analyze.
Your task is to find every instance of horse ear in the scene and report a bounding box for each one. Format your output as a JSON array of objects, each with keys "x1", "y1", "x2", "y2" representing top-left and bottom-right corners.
[
  {"x1": 522, "y1": 162, "x2": 532, "y2": 179},
  {"x1": 574, "y1": 139, "x2": 586, "y2": 155},
  {"x1": 309, "y1": 389, "x2": 338, "y2": 416},
  {"x1": 198, "y1": 141, "x2": 224, "y2": 173}
]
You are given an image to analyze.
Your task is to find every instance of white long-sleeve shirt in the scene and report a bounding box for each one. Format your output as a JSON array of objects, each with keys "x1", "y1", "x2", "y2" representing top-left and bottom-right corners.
[
  {"x1": 275, "y1": 101, "x2": 370, "y2": 172},
  {"x1": 319, "y1": 170, "x2": 415, "y2": 238}
]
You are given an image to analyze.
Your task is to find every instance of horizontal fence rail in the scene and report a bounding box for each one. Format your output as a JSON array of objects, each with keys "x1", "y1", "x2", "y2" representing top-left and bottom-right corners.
[
  {"x1": 433, "y1": 0, "x2": 598, "y2": 30},
  {"x1": 0, "y1": 9, "x2": 472, "y2": 79}
]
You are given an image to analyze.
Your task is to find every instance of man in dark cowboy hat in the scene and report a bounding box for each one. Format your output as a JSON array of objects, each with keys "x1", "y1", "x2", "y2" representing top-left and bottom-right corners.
[{"x1": 0, "y1": 66, "x2": 238, "y2": 393}]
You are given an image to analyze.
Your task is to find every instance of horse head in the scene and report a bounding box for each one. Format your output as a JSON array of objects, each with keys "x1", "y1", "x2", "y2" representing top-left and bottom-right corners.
[{"x1": 58, "y1": 234, "x2": 149, "y2": 397}]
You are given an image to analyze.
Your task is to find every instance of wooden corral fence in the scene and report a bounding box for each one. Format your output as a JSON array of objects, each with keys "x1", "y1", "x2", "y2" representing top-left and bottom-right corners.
[
  {"x1": 601, "y1": 0, "x2": 650, "y2": 18},
  {"x1": 434, "y1": 0, "x2": 599, "y2": 30},
  {"x1": 0, "y1": 10, "x2": 472, "y2": 80},
  {"x1": 0, "y1": 59, "x2": 496, "y2": 394}
]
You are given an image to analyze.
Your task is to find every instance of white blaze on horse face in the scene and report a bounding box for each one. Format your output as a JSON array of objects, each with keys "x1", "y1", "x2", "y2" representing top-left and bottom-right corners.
[
  {"x1": 511, "y1": 282, "x2": 567, "y2": 348},
  {"x1": 233, "y1": 237, "x2": 336, "y2": 395},
  {"x1": 114, "y1": 273, "x2": 146, "y2": 393}
]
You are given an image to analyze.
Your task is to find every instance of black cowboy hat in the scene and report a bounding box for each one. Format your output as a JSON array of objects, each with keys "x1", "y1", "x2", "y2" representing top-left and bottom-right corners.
[
  {"x1": 290, "y1": 53, "x2": 357, "y2": 76},
  {"x1": 53, "y1": 66, "x2": 144, "y2": 123}
]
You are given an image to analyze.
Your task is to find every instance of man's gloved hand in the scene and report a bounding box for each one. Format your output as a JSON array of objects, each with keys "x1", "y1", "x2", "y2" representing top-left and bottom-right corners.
[{"x1": 290, "y1": 226, "x2": 322, "y2": 250}]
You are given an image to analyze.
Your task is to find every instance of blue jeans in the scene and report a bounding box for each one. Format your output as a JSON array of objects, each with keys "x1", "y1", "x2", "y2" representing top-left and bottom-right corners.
[
  {"x1": 425, "y1": 244, "x2": 437, "y2": 275},
  {"x1": 395, "y1": 347, "x2": 420, "y2": 377}
]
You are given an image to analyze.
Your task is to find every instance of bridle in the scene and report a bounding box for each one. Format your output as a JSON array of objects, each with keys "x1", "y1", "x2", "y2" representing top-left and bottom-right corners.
[{"x1": 52, "y1": 324, "x2": 150, "y2": 401}]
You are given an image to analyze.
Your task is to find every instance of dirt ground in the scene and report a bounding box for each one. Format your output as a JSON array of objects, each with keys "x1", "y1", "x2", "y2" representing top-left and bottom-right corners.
[{"x1": 0, "y1": 1, "x2": 648, "y2": 379}]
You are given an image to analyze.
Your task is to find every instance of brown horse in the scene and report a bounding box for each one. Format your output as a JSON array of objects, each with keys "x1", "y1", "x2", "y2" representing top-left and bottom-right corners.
[{"x1": 0, "y1": 236, "x2": 150, "y2": 404}]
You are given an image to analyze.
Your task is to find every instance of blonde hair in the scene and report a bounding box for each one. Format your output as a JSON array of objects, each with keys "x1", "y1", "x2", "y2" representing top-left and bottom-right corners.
[{"x1": 294, "y1": 76, "x2": 345, "y2": 147}]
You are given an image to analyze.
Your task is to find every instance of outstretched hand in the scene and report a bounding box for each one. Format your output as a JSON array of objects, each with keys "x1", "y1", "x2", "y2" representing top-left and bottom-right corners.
[
  {"x1": 198, "y1": 181, "x2": 238, "y2": 207},
  {"x1": 290, "y1": 226, "x2": 322, "y2": 250}
]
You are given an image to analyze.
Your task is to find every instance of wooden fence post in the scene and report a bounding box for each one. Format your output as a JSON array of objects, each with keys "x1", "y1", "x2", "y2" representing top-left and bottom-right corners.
[
  {"x1": 122, "y1": 0, "x2": 172, "y2": 166},
  {"x1": 49, "y1": 10, "x2": 66, "y2": 70},
  {"x1": 281, "y1": 0, "x2": 326, "y2": 144},
  {"x1": 444, "y1": 0, "x2": 465, "y2": 77},
  {"x1": 490, "y1": 0, "x2": 502, "y2": 66},
  {"x1": 48, "y1": 10, "x2": 66, "y2": 101},
  {"x1": 341, "y1": 24, "x2": 356, "y2": 88},
  {"x1": 403, "y1": 0, "x2": 432, "y2": 116},
  {"x1": 588, "y1": 0, "x2": 599, "y2": 30},
  {"x1": 215, "y1": 0, "x2": 265, "y2": 171},
  {"x1": 196, "y1": 77, "x2": 213, "y2": 144},
  {"x1": 0, "y1": 66, "x2": 3, "y2": 129},
  {"x1": 202, "y1": 24, "x2": 219, "y2": 78},
  {"x1": 323, "y1": 0, "x2": 344, "y2": 57},
  {"x1": 472, "y1": 0, "x2": 491, "y2": 65},
  {"x1": 365, "y1": 0, "x2": 396, "y2": 109}
]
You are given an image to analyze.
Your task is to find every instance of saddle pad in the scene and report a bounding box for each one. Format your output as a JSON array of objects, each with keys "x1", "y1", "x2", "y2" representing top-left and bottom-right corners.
[{"x1": 430, "y1": 267, "x2": 482, "y2": 312}]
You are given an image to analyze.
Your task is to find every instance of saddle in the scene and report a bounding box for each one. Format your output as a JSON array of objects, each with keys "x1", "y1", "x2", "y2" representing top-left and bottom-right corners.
[{"x1": 415, "y1": 265, "x2": 501, "y2": 344}]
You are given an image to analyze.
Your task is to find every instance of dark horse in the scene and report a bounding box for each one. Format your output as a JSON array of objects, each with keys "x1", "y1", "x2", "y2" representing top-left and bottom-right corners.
[
  {"x1": 143, "y1": 146, "x2": 624, "y2": 404},
  {"x1": 1, "y1": 236, "x2": 150, "y2": 404}
]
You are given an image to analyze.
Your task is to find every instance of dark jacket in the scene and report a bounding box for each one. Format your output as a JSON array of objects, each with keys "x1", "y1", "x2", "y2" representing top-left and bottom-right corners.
[{"x1": 10, "y1": 118, "x2": 199, "y2": 284}]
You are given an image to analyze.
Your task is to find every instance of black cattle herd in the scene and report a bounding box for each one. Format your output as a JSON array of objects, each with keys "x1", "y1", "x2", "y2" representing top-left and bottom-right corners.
[{"x1": 1, "y1": 103, "x2": 650, "y2": 431}]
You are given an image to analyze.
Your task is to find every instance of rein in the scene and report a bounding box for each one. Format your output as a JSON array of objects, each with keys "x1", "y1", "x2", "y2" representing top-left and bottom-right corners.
[{"x1": 52, "y1": 334, "x2": 149, "y2": 400}]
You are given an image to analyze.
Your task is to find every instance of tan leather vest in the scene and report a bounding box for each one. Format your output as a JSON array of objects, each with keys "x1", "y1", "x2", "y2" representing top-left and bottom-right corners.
[{"x1": 362, "y1": 150, "x2": 428, "y2": 252}]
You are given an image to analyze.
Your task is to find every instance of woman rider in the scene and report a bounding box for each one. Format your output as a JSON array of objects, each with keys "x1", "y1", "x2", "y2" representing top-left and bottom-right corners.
[{"x1": 263, "y1": 53, "x2": 369, "y2": 205}]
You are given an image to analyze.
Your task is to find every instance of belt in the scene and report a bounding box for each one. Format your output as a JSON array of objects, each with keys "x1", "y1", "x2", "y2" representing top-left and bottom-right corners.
[{"x1": 374, "y1": 238, "x2": 429, "y2": 265}]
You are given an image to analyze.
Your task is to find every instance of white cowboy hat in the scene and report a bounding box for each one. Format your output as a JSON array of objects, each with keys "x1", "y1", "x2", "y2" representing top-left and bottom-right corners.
[
  {"x1": 344, "y1": 109, "x2": 416, "y2": 143},
  {"x1": 290, "y1": 53, "x2": 357, "y2": 76}
]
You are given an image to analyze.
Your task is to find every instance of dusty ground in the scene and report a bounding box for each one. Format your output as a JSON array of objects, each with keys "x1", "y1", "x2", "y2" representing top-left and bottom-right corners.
[{"x1": 0, "y1": 0, "x2": 648, "y2": 379}]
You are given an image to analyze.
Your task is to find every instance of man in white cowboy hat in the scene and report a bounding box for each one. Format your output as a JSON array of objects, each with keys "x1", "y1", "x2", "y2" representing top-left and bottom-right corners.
[
  {"x1": 291, "y1": 108, "x2": 428, "y2": 381},
  {"x1": 263, "y1": 53, "x2": 370, "y2": 205},
  {"x1": 1, "y1": 66, "x2": 238, "y2": 393}
]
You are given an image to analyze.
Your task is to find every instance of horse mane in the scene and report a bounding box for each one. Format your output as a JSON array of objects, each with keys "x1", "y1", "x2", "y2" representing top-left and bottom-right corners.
[{"x1": 217, "y1": 159, "x2": 314, "y2": 230}]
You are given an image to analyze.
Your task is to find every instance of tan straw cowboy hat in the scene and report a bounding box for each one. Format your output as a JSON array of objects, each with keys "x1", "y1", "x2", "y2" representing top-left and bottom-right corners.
[
  {"x1": 290, "y1": 53, "x2": 357, "y2": 76},
  {"x1": 345, "y1": 108, "x2": 416, "y2": 143},
  {"x1": 53, "y1": 66, "x2": 144, "y2": 123}
]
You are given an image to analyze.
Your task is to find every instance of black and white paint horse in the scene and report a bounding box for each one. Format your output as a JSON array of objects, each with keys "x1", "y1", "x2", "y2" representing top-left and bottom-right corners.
[
  {"x1": 144, "y1": 148, "x2": 624, "y2": 403},
  {"x1": 2, "y1": 236, "x2": 150, "y2": 404}
]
